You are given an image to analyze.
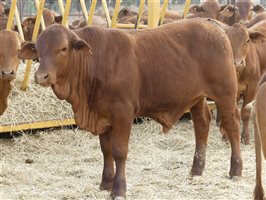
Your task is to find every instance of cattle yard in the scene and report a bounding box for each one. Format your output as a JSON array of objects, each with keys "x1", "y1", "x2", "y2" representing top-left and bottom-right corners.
[
  {"x1": 0, "y1": 62, "x2": 265, "y2": 199},
  {"x1": 1, "y1": 0, "x2": 266, "y2": 200}
]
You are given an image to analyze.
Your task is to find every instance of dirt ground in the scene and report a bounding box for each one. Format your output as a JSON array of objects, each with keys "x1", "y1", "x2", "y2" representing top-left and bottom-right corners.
[{"x1": 0, "y1": 63, "x2": 265, "y2": 200}]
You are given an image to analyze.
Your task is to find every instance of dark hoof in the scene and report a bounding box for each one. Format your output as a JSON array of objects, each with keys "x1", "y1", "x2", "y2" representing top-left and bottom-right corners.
[
  {"x1": 100, "y1": 182, "x2": 112, "y2": 191},
  {"x1": 222, "y1": 134, "x2": 229, "y2": 143},
  {"x1": 133, "y1": 117, "x2": 144, "y2": 125},
  {"x1": 241, "y1": 137, "x2": 250, "y2": 145},
  {"x1": 190, "y1": 168, "x2": 203, "y2": 176}
]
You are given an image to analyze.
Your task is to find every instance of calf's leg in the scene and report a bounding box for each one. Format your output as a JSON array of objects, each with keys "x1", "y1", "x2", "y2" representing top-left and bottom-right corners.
[{"x1": 190, "y1": 98, "x2": 211, "y2": 176}]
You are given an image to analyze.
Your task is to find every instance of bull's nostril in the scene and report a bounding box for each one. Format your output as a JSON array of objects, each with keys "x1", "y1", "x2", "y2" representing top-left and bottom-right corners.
[
  {"x1": 43, "y1": 74, "x2": 49, "y2": 79},
  {"x1": 240, "y1": 60, "x2": 244, "y2": 65},
  {"x1": 10, "y1": 71, "x2": 14, "y2": 75},
  {"x1": 1, "y1": 71, "x2": 4, "y2": 75}
]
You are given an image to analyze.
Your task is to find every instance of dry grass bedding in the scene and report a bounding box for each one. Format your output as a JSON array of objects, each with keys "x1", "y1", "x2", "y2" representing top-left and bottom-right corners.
[{"x1": 0, "y1": 63, "x2": 265, "y2": 200}]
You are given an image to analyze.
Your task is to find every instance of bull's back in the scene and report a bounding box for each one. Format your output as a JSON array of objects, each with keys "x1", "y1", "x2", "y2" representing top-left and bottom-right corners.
[{"x1": 135, "y1": 19, "x2": 235, "y2": 105}]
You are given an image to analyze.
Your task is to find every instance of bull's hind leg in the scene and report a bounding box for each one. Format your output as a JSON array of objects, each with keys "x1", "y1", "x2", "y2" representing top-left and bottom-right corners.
[
  {"x1": 216, "y1": 101, "x2": 243, "y2": 177},
  {"x1": 190, "y1": 98, "x2": 211, "y2": 176},
  {"x1": 99, "y1": 129, "x2": 114, "y2": 191}
]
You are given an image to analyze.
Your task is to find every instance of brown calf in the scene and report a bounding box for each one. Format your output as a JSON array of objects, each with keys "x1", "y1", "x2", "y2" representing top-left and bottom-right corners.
[
  {"x1": 252, "y1": 73, "x2": 266, "y2": 200},
  {"x1": 22, "y1": 8, "x2": 62, "y2": 41},
  {"x1": 0, "y1": 30, "x2": 22, "y2": 115},
  {"x1": 225, "y1": 23, "x2": 266, "y2": 144},
  {"x1": 19, "y1": 19, "x2": 242, "y2": 199}
]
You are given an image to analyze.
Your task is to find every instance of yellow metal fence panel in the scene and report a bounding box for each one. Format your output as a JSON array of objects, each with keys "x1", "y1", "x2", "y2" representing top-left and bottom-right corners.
[
  {"x1": 148, "y1": 0, "x2": 161, "y2": 28},
  {"x1": 6, "y1": 0, "x2": 16, "y2": 30},
  {"x1": 62, "y1": 0, "x2": 71, "y2": 27},
  {"x1": 88, "y1": 0, "x2": 97, "y2": 26},
  {"x1": 111, "y1": 0, "x2": 121, "y2": 28},
  {"x1": 183, "y1": 0, "x2": 191, "y2": 18},
  {"x1": 101, "y1": 0, "x2": 111, "y2": 28},
  {"x1": 21, "y1": 0, "x2": 46, "y2": 91},
  {"x1": 159, "y1": 0, "x2": 169, "y2": 25},
  {"x1": 15, "y1": 7, "x2": 24, "y2": 40},
  {"x1": 80, "y1": 0, "x2": 88, "y2": 23}
]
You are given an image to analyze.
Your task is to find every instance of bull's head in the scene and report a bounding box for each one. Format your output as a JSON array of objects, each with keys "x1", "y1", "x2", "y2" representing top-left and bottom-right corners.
[
  {"x1": 226, "y1": 23, "x2": 265, "y2": 75},
  {"x1": 235, "y1": 0, "x2": 253, "y2": 25},
  {"x1": 0, "y1": 30, "x2": 22, "y2": 80},
  {"x1": 18, "y1": 24, "x2": 92, "y2": 87}
]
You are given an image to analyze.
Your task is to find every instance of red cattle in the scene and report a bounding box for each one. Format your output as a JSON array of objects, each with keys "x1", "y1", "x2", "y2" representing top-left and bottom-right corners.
[
  {"x1": 71, "y1": 15, "x2": 107, "y2": 29},
  {"x1": 19, "y1": 19, "x2": 242, "y2": 199},
  {"x1": 246, "y1": 13, "x2": 266, "y2": 28},
  {"x1": 224, "y1": 23, "x2": 266, "y2": 144},
  {"x1": 22, "y1": 8, "x2": 62, "y2": 41},
  {"x1": 0, "y1": 30, "x2": 22, "y2": 115},
  {"x1": 253, "y1": 4, "x2": 265, "y2": 14},
  {"x1": 188, "y1": 0, "x2": 221, "y2": 19},
  {"x1": 247, "y1": 73, "x2": 266, "y2": 200},
  {"x1": 117, "y1": 7, "x2": 180, "y2": 25}
]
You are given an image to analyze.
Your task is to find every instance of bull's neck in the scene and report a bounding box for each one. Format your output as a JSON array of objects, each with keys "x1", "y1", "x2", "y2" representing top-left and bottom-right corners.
[
  {"x1": 0, "y1": 79, "x2": 12, "y2": 115},
  {"x1": 52, "y1": 51, "x2": 95, "y2": 113}
]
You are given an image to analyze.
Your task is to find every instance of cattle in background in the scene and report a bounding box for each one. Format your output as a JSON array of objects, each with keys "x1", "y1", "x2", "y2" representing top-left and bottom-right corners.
[
  {"x1": 253, "y1": 4, "x2": 265, "y2": 15},
  {"x1": 22, "y1": 8, "x2": 62, "y2": 41},
  {"x1": 251, "y1": 20, "x2": 266, "y2": 76},
  {"x1": 223, "y1": 23, "x2": 266, "y2": 144},
  {"x1": 0, "y1": 2, "x2": 4, "y2": 17},
  {"x1": 189, "y1": 0, "x2": 255, "y2": 26},
  {"x1": 117, "y1": 7, "x2": 181, "y2": 25},
  {"x1": 247, "y1": 13, "x2": 266, "y2": 28},
  {"x1": 246, "y1": 74, "x2": 266, "y2": 200},
  {"x1": 19, "y1": 19, "x2": 243, "y2": 199},
  {"x1": 188, "y1": 0, "x2": 220, "y2": 19},
  {"x1": 0, "y1": 30, "x2": 22, "y2": 115},
  {"x1": 71, "y1": 15, "x2": 107, "y2": 29},
  {"x1": 0, "y1": 1, "x2": 10, "y2": 31}
]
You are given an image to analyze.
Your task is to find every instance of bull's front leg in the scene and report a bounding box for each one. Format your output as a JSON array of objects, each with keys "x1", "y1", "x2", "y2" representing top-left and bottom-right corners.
[
  {"x1": 190, "y1": 98, "x2": 211, "y2": 176},
  {"x1": 99, "y1": 129, "x2": 114, "y2": 191},
  {"x1": 110, "y1": 110, "x2": 133, "y2": 199}
]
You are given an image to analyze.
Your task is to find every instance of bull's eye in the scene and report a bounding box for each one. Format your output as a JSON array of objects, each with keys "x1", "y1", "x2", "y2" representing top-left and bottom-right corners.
[
  {"x1": 247, "y1": 39, "x2": 250, "y2": 43},
  {"x1": 61, "y1": 47, "x2": 67, "y2": 52}
]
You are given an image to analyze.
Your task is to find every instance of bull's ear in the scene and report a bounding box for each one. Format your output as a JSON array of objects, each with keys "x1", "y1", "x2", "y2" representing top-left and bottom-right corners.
[
  {"x1": 249, "y1": 31, "x2": 266, "y2": 43},
  {"x1": 123, "y1": 8, "x2": 130, "y2": 16},
  {"x1": 221, "y1": 5, "x2": 235, "y2": 17},
  {"x1": 72, "y1": 38, "x2": 92, "y2": 55},
  {"x1": 18, "y1": 42, "x2": 38, "y2": 60},
  {"x1": 4, "y1": 8, "x2": 9, "y2": 16},
  {"x1": 28, "y1": 17, "x2": 36, "y2": 24},
  {"x1": 54, "y1": 15, "x2": 63, "y2": 24}
]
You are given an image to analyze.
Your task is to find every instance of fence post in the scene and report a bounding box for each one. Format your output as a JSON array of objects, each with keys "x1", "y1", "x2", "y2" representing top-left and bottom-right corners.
[
  {"x1": 148, "y1": 0, "x2": 160, "y2": 28},
  {"x1": 21, "y1": 0, "x2": 45, "y2": 91},
  {"x1": 88, "y1": 0, "x2": 97, "y2": 26},
  {"x1": 6, "y1": 0, "x2": 17, "y2": 30},
  {"x1": 183, "y1": 0, "x2": 191, "y2": 19}
]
